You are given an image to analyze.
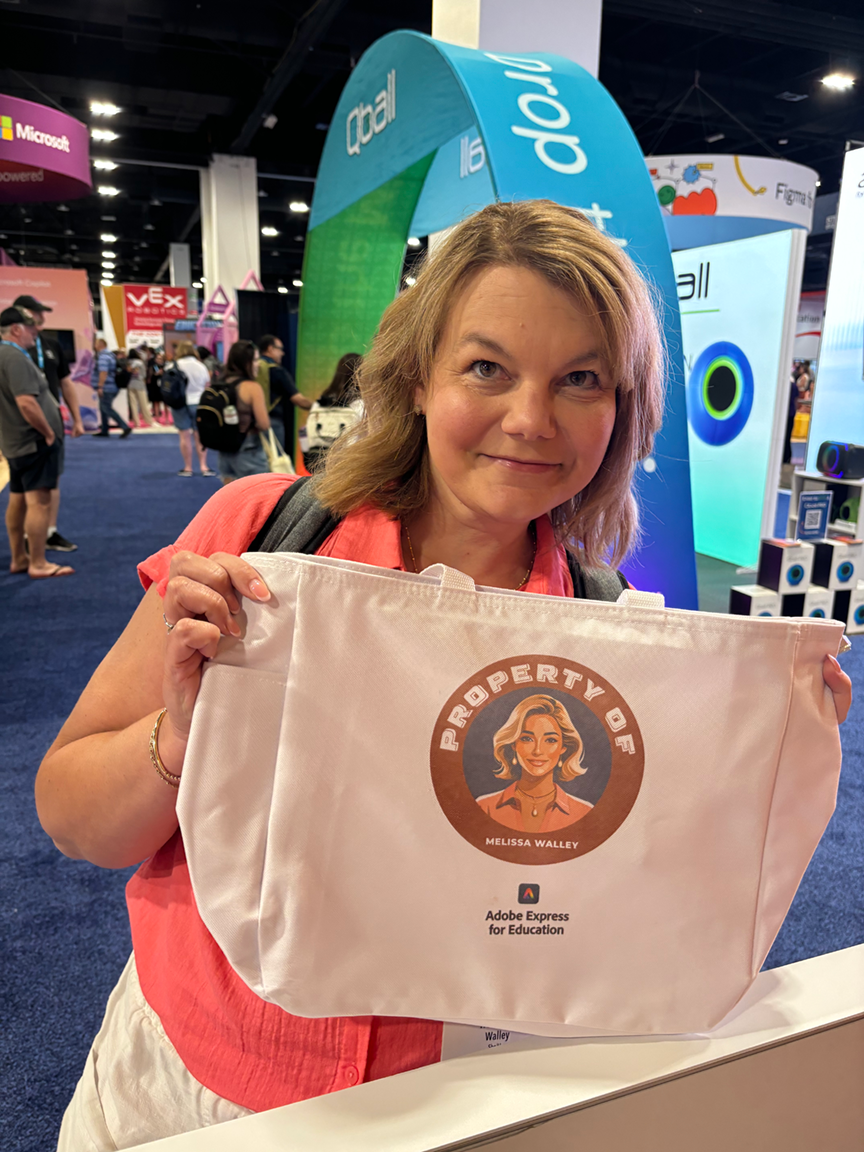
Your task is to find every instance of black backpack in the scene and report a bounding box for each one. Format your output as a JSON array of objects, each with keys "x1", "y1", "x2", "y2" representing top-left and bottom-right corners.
[
  {"x1": 196, "y1": 379, "x2": 245, "y2": 453},
  {"x1": 160, "y1": 364, "x2": 188, "y2": 410},
  {"x1": 249, "y1": 477, "x2": 629, "y2": 601}
]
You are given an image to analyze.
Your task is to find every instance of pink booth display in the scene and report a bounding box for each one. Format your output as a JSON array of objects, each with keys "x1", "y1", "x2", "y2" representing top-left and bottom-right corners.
[
  {"x1": 0, "y1": 93, "x2": 91, "y2": 203},
  {"x1": 194, "y1": 271, "x2": 262, "y2": 359}
]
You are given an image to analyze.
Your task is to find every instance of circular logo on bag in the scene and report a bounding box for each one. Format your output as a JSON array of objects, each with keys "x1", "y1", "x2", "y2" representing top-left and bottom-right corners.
[{"x1": 430, "y1": 656, "x2": 644, "y2": 864}]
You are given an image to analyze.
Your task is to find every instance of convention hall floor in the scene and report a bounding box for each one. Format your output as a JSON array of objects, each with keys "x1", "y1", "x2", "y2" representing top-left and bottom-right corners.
[{"x1": 1, "y1": 433, "x2": 862, "y2": 1152}]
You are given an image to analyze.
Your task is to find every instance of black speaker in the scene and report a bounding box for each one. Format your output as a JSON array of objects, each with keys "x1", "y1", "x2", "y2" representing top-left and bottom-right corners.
[{"x1": 816, "y1": 441, "x2": 864, "y2": 480}]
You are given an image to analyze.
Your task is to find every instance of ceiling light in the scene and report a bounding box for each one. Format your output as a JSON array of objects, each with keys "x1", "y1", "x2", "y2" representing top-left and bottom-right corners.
[
  {"x1": 776, "y1": 91, "x2": 808, "y2": 102},
  {"x1": 102, "y1": 261, "x2": 115, "y2": 270},
  {"x1": 101, "y1": 214, "x2": 116, "y2": 221},
  {"x1": 102, "y1": 250, "x2": 116, "y2": 258},
  {"x1": 100, "y1": 279, "x2": 114, "y2": 286},
  {"x1": 101, "y1": 272, "x2": 114, "y2": 280},
  {"x1": 91, "y1": 101, "x2": 121, "y2": 116},
  {"x1": 277, "y1": 285, "x2": 289, "y2": 294},
  {"x1": 258, "y1": 189, "x2": 269, "y2": 198},
  {"x1": 263, "y1": 114, "x2": 278, "y2": 129},
  {"x1": 63, "y1": 228, "x2": 74, "y2": 236},
  {"x1": 150, "y1": 198, "x2": 162, "y2": 207},
  {"x1": 289, "y1": 201, "x2": 309, "y2": 213},
  {"x1": 57, "y1": 203, "x2": 69, "y2": 212},
  {"x1": 144, "y1": 223, "x2": 155, "y2": 231},
  {"x1": 292, "y1": 278, "x2": 303, "y2": 287},
  {"x1": 192, "y1": 280, "x2": 203, "y2": 289},
  {"x1": 778, "y1": 138, "x2": 789, "y2": 145},
  {"x1": 100, "y1": 232, "x2": 117, "y2": 242},
  {"x1": 816, "y1": 180, "x2": 822, "y2": 187},
  {"x1": 261, "y1": 226, "x2": 280, "y2": 237},
  {"x1": 404, "y1": 276, "x2": 417, "y2": 286},
  {"x1": 821, "y1": 73, "x2": 855, "y2": 90},
  {"x1": 91, "y1": 128, "x2": 119, "y2": 142},
  {"x1": 704, "y1": 132, "x2": 725, "y2": 144},
  {"x1": 98, "y1": 185, "x2": 120, "y2": 197},
  {"x1": 407, "y1": 236, "x2": 421, "y2": 248},
  {"x1": 200, "y1": 276, "x2": 206, "y2": 282},
  {"x1": 93, "y1": 159, "x2": 118, "y2": 171}
]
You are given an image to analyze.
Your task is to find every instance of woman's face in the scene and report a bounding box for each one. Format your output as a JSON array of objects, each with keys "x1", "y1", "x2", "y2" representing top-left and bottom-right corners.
[
  {"x1": 515, "y1": 713, "x2": 565, "y2": 779},
  {"x1": 417, "y1": 265, "x2": 618, "y2": 532}
]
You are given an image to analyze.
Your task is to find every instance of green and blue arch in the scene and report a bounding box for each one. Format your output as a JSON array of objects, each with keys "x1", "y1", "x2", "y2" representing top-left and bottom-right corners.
[{"x1": 297, "y1": 31, "x2": 697, "y2": 607}]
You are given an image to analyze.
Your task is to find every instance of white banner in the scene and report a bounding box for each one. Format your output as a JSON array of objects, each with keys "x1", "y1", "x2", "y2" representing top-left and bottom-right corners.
[{"x1": 795, "y1": 292, "x2": 825, "y2": 361}]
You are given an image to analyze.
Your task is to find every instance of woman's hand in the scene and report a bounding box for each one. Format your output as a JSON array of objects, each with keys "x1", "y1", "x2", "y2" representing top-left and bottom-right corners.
[
  {"x1": 161, "y1": 551, "x2": 271, "y2": 747},
  {"x1": 824, "y1": 653, "x2": 852, "y2": 724}
]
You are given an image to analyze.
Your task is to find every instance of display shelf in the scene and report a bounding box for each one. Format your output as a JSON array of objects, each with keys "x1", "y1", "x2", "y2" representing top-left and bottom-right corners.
[
  {"x1": 787, "y1": 470, "x2": 864, "y2": 540},
  {"x1": 134, "y1": 946, "x2": 864, "y2": 1152}
]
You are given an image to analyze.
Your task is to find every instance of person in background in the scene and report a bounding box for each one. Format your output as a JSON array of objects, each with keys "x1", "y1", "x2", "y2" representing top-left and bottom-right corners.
[
  {"x1": 148, "y1": 350, "x2": 168, "y2": 425},
  {"x1": 13, "y1": 294, "x2": 84, "y2": 553},
  {"x1": 257, "y1": 334, "x2": 311, "y2": 450},
  {"x1": 217, "y1": 340, "x2": 271, "y2": 484},
  {"x1": 173, "y1": 342, "x2": 215, "y2": 478},
  {"x1": 0, "y1": 306, "x2": 74, "y2": 578},
  {"x1": 303, "y1": 352, "x2": 363, "y2": 473},
  {"x1": 196, "y1": 345, "x2": 220, "y2": 380},
  {"x1": 127, "y1": 349, "x2": 154, "y2": 428},
  {"x1": 92, "y1": 339, "x2": 132, "y2": 440}
]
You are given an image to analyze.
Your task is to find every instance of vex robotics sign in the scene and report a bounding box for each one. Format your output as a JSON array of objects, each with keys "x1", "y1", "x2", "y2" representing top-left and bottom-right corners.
[{"x1": 124, "y1": 285, "x2": 188, "y2": 331}]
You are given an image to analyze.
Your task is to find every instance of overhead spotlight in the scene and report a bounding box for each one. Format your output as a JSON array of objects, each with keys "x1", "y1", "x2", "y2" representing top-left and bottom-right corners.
[
  {"x1": 102, "y1": 261, "x2": 116, "y2": 270},
  {"x1": 90, "y1": 101, "x2": 122, "y2": 116},
  {"x1": 404, "y1": 276, "x2": 417, "y2": 286},
  {"x1": 289, "y1": 201, "x2": 309, "y2": 213},
  {"x1": 100, "y1": 214, "x2": 116, "y2": 221},
  {"x1": 93, "y1": 159, "x2": 118, "y2": 171},
  {"x1": 778, "y1": 138, "x2": 789, "y2": 145},
  {"x1": 261, "y1": 226, "x2": 280, "y2": 237},
  {"x1": 277, "y1": 285, "x2": 289, "y2": 294},
  {"x1": 100, "y1": 232, "x2": 117, "y2": 242},
  {"x1": 704, "y1": 132, "x2": 725, "y2": 144},
  {"x1": 102, "y1": 250, "x2": 116, "y2": 258},
  {"x1": 144, "y1": 223, "x2": 155, "y2": 231},
  {"x1": 91, "y1": 128, "x2": 119, "y2": 142},
  {"x1": 315, "y1": 122, "x2": 330, "y2": 131},
  {"x1": 98, "y1": 185, "x2": 120, "y2": 197},
  {"x1": 57, "y1": 203, "x2": 70, "y2": 212},
  {"x1": 100, "y1": 279, "x2": 114, "y2": 287},
  {"x1": 101, "y1": 272, "x2": 114, "y2": 280},
  {"x1": 294, "y1": 235, "x2": 304, "y2": 242},
  {"x1": 150, "y1": 197, "x2": 162, "y2": 207},
  {"x1": 821, "y1": 73, "x2": 855, "y2": 90},
  {"x1": 192, "y1": 280, "x2": 203, "y2": 289},
  {"x1": 407, "y1": 236, "x2": 421, "y2": 248},
  {"x1": 200, "y1": 276, "x2": 206, "y2": 282},
  {"x1": 816, "y1": 179, "x2": 822, "y2": 187},
  {"x1": 292, "y1": 278, "x2": 303, "y2": 287},
  {"x1": 263, "y1": 114, "x2": 278, "y2": 129},
  {"x1": 63, "y1": 229, "x2": 74, "y2": 236},
  {"x1": 258, "y1": 189, "x2": 269, "y2": 198}
]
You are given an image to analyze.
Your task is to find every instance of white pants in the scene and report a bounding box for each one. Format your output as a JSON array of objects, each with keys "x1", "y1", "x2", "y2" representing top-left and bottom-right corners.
[{"x1": 57, "y1": 954, "x2": 253, "y2": 1150}]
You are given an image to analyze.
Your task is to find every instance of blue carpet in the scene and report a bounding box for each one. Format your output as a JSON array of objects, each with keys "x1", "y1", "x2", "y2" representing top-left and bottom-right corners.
[{"x1": 1, "y1": 435, "x2": 862, "y2": 1152}]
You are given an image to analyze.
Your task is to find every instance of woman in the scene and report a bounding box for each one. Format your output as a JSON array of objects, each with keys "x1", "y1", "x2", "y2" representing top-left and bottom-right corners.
[
  {"x1": 215, "y1": 340, "x2": 271, "y2": 485},
  {"x1": 147, "y1": 349, "x2": 167, "y2": 424},
  {"x1": 126, "y1": 348, "x2": 154, "y2": 428},
  {"x1": 173, "y1": 341, "x2": 215, "y2": 478},
  {"x1": 477, "y1": 694, "x2": 591, "y2": 832},
  {"x1": 35, "y1": 201, "x2": 851, "y2": 1149},
  {"x1": 303, "y1": 351, "x2": 363, "y2": 472}
]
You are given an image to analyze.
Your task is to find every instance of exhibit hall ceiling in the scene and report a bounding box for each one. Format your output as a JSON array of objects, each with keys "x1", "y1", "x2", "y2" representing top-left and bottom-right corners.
[{"x1": 1, "y1": 0, "x2": 860, "y2": 293}]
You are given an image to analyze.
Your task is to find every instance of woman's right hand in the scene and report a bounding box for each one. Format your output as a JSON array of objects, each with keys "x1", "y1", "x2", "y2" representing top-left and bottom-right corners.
[{"x1": 162, "y1": 551, "x2": 271, "y2": 745}]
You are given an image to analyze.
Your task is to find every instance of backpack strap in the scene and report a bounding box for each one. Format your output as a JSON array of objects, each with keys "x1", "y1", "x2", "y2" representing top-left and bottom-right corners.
[
  {"x1": 565, "y1": 552, "x2": 628, "y2": 601},
  {"x1": 248, "y1": 476, "x2": 342, "y2": 555}
]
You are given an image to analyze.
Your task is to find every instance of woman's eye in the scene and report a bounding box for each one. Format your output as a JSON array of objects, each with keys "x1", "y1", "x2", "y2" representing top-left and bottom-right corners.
[
  {"x1": 471, "y1": 360, "x2": 500, "y2": 380},
  {"x1": 566, "y1": 370, "x2": 602, "y2": 389}
]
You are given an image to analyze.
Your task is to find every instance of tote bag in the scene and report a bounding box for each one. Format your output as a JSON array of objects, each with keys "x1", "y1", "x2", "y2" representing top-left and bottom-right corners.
[
  {"x1": 178, "y1": 554, "x2": 844, "y2": 1037},
  {"x1": 259, "y1": 428, "x2": 294, "y2": 475}
]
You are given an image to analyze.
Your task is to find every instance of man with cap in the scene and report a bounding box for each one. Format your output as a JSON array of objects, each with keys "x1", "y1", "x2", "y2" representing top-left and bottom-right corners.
[
  {"x1": 13, "y1": 294, "x2": 84, "y2": 553},
  {"x1": 0, "y1": 305, "x2": 73, "y2": 578}
]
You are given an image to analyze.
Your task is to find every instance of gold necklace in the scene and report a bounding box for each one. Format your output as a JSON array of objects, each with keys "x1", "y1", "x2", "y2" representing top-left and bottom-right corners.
[
  {"x1": 515, "y1": 784, "x2": 557, "y2": 818},
  {"x1": 402, "y1": 523, "x2": 537, "y2": 590}
]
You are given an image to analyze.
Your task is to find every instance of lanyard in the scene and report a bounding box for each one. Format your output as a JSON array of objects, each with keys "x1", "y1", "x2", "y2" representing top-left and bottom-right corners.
[
  {"x1": 1, "y1": 338, "x2": 33, "y2": 360},
  {"x1": 34, "y1": 334, "x2": 44, "y2": 371}
]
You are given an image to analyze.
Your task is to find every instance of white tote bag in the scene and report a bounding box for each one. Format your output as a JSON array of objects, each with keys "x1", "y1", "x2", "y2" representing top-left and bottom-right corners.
[
  {"x1": 178, "y1": 553, "x2": 844, "y2": 1037},
  {"x1": 259, "y1": 428, "x2": 294, "y2": 475}
]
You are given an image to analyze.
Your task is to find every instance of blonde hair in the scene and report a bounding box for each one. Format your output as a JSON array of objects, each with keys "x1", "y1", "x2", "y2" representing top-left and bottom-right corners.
[
  {"x1": 174, "y1": 341, "x2": 198, "y2": 359},
  {"x1": 492, "y1": 694, "x2": 585, "y2": 782},
  {"x1": 315, "y1": 199, "x2": 666, "y2": 566}
]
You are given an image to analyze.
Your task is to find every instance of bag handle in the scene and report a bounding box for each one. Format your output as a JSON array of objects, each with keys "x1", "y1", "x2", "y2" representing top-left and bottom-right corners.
[
  {"x1": 419, "y1": 564, "x2": 476, "y2": 591},
  {"x1": 617, "y1": 588, "x2": 665, "y2": 610}
]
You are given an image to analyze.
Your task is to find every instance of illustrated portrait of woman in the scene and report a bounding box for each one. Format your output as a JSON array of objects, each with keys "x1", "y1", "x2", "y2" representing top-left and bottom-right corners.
[{"x1": 475, "y1": 694, "x2": 594, "y2": 832}]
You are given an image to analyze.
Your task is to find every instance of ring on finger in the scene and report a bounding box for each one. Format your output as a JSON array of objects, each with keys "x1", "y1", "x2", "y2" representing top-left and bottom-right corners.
[{"x1": 163, "y1": 612, "x2": 177, "y2": 634}]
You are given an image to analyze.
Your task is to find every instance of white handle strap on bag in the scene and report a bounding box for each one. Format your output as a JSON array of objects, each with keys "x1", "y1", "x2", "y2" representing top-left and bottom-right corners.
[
  {"x1": 419, "y1": 564, "x2": 477, "y2": 591},
  {"x1": 260, "y1": 428, "x2": 294, "y2": 475}
]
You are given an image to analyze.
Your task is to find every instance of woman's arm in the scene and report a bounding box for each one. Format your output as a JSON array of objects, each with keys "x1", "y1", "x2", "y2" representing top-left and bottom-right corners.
[
  {"x1": 35, "y1": 552, "x2": 270, "y2": 868},
  {"x1": 244, "y1": 380, "x2": 271, "y2": 432}
]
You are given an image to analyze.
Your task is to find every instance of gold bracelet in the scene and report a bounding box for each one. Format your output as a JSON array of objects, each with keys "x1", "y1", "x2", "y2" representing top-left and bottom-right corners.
[{"x1": 149, "y1": 707, "x2": 182, "y2": 789}]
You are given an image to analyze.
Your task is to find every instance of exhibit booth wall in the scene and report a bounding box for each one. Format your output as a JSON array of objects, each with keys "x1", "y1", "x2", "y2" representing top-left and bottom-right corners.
[
  {"x1": 806, "y1": 146, "x2": 864, "y2": 473},
  {"x1": 673, "y1": 230, "x2": 806, "y2": 567},
  {"x1": 299, "y1": 31, "x2": 697, "y2": 609}
]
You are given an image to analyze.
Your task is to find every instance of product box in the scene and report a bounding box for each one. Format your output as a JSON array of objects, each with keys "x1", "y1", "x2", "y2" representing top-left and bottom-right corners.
[
  {"x1": 811, "y1": 537, "x2": 864, "y2": 592},
  {"x1": 781, "y1": 585, "x2": 834, "y2": 619},
  {"x1": 832, "y1": 583, "x2": 864, "y2": 633},
  {"x1": 729, "y1": 585, "x2": 781, "y2": 617},
  {"x1": 756, "y1": 539, "x2": 815, "y2": 593}
]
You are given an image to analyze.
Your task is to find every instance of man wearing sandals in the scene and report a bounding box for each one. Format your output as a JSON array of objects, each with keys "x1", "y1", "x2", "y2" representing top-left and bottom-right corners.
[{"x1": 0, "y1": 306, "x2": 74, "y2": 579}]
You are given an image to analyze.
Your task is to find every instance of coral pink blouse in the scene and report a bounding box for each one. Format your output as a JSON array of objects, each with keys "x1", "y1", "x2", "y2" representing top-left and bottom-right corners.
[{"x1": 129, "y1": 474, "x2": 574, "y2": 1112}]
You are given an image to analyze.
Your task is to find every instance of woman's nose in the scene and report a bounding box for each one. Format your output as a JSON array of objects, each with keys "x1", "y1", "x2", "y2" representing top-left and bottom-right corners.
[{"x1": 500, "y1": 381, "x2": 556, "y2": 440}]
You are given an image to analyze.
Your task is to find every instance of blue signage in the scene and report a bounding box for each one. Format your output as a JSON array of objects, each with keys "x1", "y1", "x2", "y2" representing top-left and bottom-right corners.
[{"x1": 797, "y1": 491, "x2": 832, "y2": 541}]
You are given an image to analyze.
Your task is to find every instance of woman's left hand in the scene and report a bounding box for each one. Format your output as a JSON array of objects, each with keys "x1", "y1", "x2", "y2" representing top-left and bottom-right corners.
[{"x1": 824, "y1": 654, "x2": 852, "y2": 723}]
